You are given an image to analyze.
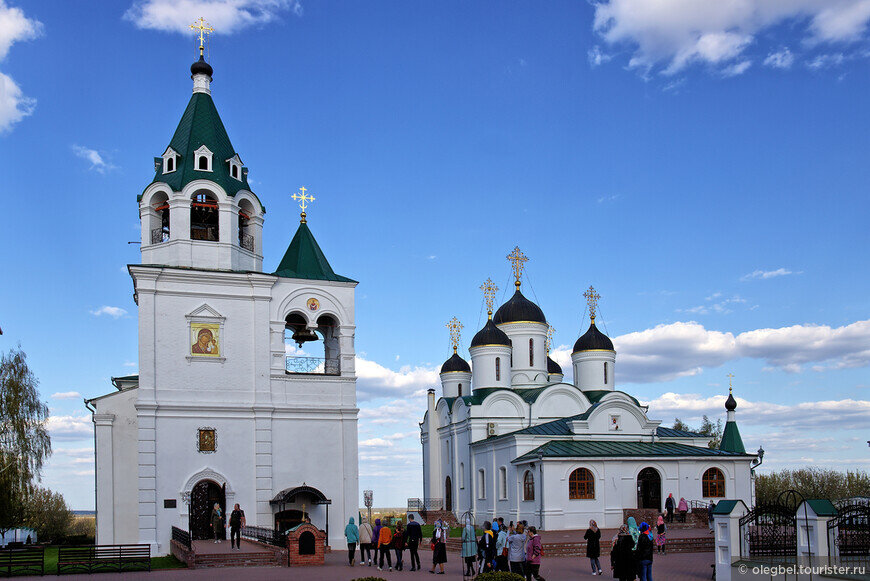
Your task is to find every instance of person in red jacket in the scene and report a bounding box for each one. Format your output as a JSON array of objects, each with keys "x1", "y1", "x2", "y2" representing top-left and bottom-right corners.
[{"x1": 377, "y1": 522, "x2": 393, "y2": 571}]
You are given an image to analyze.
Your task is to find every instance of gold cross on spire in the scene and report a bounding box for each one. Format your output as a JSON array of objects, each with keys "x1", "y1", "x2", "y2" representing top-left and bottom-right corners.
[
  {"x1": 546, "y1": 324, "x2": 555, "y2": 354},
  {"x1": 189, "y1": 17, "x2": 214, "y2": 58},
  {"x1": 583, "y1": 285, "x2": 601, "y2": 323},
  {"x1": 506, "y1": 246, "x2": 528, "y2": 290},
  {"x1": 446, "y1": 317, "x2": 463, "y2": 354},
  {"x1": 292, "y1": 186, "x2": 316, "y2": 223},
  {"x1": 727, "y1": 373, "x2": 735, "y2": 394},
  {"x1": 480, "y1": 278, "x2": 499, "y2": 318}
]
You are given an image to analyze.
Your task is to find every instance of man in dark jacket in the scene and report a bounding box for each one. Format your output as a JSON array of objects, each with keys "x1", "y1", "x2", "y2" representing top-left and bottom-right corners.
[
  {"x1": 665, "y1": 493, "x2": 675, "y2": 523},
  {"x1": 228, "y1": 503, "x2": 246, "y2": 550},
  {"x1": 405, "y1": 514, "x2": 423, "y2": 571}
]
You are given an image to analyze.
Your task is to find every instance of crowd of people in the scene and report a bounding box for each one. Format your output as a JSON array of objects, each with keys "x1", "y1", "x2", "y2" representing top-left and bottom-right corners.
[{"x1": 342, "y1": 500, "x2": 718, "y2": 580}]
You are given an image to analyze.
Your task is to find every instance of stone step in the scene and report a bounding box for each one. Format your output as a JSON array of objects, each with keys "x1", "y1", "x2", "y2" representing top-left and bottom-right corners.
[{"x1": 193, "y1": 552, "x2": 279, "y2": 568}]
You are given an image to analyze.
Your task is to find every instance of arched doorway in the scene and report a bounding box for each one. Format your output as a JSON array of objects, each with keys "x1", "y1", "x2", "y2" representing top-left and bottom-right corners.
[
  {"x1": 445, "y1": 476, "x2": 452, "y2": 512},
  {"x1": 190, "y1": 480, "x2": 226, "y2": 540},
  {"x1": 636, "y1": 468, "x2": 661, "y2": 510}
]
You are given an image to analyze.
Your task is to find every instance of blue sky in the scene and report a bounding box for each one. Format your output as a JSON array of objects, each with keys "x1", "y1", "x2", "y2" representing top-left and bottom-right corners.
[{"x1": 1, "y1": 0, "x2": 869, "y2": 509}]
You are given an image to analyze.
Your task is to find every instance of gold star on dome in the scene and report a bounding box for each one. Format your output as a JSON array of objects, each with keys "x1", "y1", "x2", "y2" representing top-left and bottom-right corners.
[
  {"x1": 446, "y1": 317, "x2": 463, "y2": 354},
  {"x1": 292, "y1": 186, "x2": 316, "y2": 223},
  {"x1": 507, "y1": 246, "x2": 528, "y2": 290},
  {"x1": 480, "y1": 278, "x2": 499, "y2": 319},
  {"x1": 583, "y1": 285, "x2": 601, "y2": 323}
]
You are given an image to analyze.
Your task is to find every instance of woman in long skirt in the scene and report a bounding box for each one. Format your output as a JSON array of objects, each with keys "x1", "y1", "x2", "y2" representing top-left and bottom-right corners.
[{"x1": 655, "y1": 515, "x2": 667, "y2": 555}]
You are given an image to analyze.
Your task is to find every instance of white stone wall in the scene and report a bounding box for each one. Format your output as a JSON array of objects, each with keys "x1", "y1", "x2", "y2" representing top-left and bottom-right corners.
[
  {"x1": 495, "y1": 322, "x2": 549, "y2": 386},
  {"x1": 572, "y1": 350, "x2": 616, "y2": 391},
  {"x1": 91, "y1": 389, "x2": 139, "y2": 545},
  {"x1": 469, "y1": 345, "x2": 512, "y2": 390}
]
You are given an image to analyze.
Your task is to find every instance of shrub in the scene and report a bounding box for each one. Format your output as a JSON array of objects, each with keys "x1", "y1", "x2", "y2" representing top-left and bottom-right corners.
[{"x1": 476, "y1": 573, "x2": 525, "y2": 581}]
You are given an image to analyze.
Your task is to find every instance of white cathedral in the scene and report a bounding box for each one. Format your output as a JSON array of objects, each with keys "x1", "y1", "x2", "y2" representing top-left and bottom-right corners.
[
  {"x1": 87, "y1": 52, "x2": 358, "y2": 552},
  {"x1": 420, "y1": 250, "x2": 756, "y2": 530}
]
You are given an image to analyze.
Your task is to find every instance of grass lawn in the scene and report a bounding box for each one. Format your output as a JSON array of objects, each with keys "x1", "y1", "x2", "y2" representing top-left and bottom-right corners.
[
  {"x1": 420, "y1": 524, "x2": 482, "y2": 538},
  {"x1": 38, "y1": 546, "x2": 185, "y2": 574}
]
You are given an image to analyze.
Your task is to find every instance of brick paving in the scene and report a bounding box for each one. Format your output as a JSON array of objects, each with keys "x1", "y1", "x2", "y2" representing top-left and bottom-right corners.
[{"x1": 21, "y1": 547, "x2": 716, "y2": 581}]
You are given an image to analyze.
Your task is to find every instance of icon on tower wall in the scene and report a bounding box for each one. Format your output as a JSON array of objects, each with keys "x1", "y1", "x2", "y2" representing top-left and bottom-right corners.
[{"x1": 191, "y1": 323, "x2": 221, "y2": 356}]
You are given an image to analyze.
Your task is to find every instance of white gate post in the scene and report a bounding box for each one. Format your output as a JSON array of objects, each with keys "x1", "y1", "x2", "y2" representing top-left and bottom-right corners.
[
  {"x1": 713, "y1": 499, "x2": 749, "y2": 581},
  {"x1": 796, "y1": 500, "x2": 838, "y2": 562}
]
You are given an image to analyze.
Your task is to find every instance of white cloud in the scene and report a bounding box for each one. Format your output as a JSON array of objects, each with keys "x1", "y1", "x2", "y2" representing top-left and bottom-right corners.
[
  {"x1": 359, "y1": 437, "x2": 394, "y2": 448},
  {"x1": 72, "y1": 145, "x2": 115, "y2": 173},
  {"x1": 592, "y1": 0, "x2": 870, "y2": 76},
  {"x1": 46, "y1": 415, "x2": 93, "y2": 440},
  {"x1": 806, "y1": 52, "x2": 847, "y2": 69},
  {"x1": 741, "y1": 267, "x2": 800, "y2": 281},
  {"x1": 52, "y1": 391, "x2": 82, "y2": 400},
  {"x1": 0, "y1": 1, "x2": 40, "y2": 134},
  {"x1": 355, "y1": 357, "x2": 438, "y2": 402},
  {"x1": 615, "y1": 319, "x2": 870, "y2": 383},
  {"x1": 0, "y1": 0, "x2": 41, "y2": 60},
  {"x1": 588, "y1": 45, "x2": 612, "y2": 67},
  {"x1": 124, "y1": 0, "x2": 302, "y2": 35},
  {"x1": 678, "y1": 294, "x2": 746, "y2": 315},
  {"x1": 721, "y1": 60, "x2": 752, "y2": 77},
  {"x1": 89, "y1": 306, "x2": 128, "y2": 319},
  {"x1": 764, "y1": 47, "x2": 794, "y2": 69}
]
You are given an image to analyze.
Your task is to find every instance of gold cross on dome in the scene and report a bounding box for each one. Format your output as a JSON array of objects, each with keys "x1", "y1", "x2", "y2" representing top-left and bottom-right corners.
[
  {"x1": 446, "y1": 317, "x2": 463, "y2": 354},
  {"x1": 727, "y1": 373, "x2": 735, "y2": 393},
  {"x1": 292, "y1": 186, "x2": 316, "y2": 223},
  {"x1": 506, "y1": 246, "x2": 528, "y2": 290},
  {"x1": 480, "y1": 278, "x2": 499, "y2": 318},
  {"x1": 547, "y1": 325, "x2": 555, "y2": 354},
  {"x1": 583, "y1": 285, "x2": 601, "y2": 323},
  {"x1": 189, "y1": 18, "x2": 214, "y2": 57}
]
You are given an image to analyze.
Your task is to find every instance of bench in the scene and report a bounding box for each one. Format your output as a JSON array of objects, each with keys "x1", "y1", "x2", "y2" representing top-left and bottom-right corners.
[
  {"x1": 0, "y1": 546, "x2": 45, "y2": 577},
  {"x1": 56, "y1": 544, "x2": 150, "y2": 575}
]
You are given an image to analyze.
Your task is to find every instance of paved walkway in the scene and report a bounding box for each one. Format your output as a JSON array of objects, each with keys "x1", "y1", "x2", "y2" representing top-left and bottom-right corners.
[
  {"x1": 190, "y1": 539, "x2": 270, "y2": 554},
  {"x1": 22, "y1": 548, "x2": 715, "y2": 580}
]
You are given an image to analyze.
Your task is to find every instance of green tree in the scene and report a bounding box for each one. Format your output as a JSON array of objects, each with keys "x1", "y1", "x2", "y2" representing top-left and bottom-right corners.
[
  {"x1": 0, "y1": 348, "x2": 51, "y2": 541},
  {"x1": 24, "y1": 488, "x2": 72, "y2": 544},
  {"x1": 755, "y1": 468, "x2": 870, "y2": 504},
  {"x1": 672, "y1": 416, "x2": 723, "y2": 449}
]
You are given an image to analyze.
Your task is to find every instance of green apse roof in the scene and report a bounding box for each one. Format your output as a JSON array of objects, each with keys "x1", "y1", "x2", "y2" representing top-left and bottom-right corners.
[
  {"x1": 514, "y1": 440, "x2": 752, "y2": 463},
  {"x1": 720, "y1": 420, "x2": 746, "y2": 454},
  {"x1": 274, "y1": 222, "x2": 355, "y2": 282},
  {"x1": 146, "y1": 91, "x2": 255, "y2": 201}
]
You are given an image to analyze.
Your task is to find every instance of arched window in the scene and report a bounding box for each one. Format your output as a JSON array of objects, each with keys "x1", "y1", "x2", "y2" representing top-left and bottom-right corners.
[
  {"x1": 478, "y1": 469, "x2": 486, "y2": 500},
  {"x1": 231, "y1": 165, "x2": 239, "y2": 179},
  {"x1": 238, "y1": 199, "x2": 254, "y2": 251},
  {"x1": 702, "y1": 468, "x2": 726, "y2": 498},
  {"x1": 495, "y1": 357, "x2": 501, "y2": 381},
  {"x1": 151, "y1": 194, "x2": 170, "y2": 243},
  {"x1": 523, "y1": 470, "x2": 535, "y2": 501},
  {"x1": 458, "y1": 383, "x2": 462, "y2": 397},
  {"x1": 529, "y1": 338, "x2": 534, "y2": 367},
  {"x1": 166, "y1": 157, "x2": 175, "y2": 172},
  {"x1": 499, "y1": 467, "x2": 507, "y2": 499},
  {"x1": 569, "y1": 468, "x2": 595, "y2": 499},
  {"x1": 198, "y1": 156, "x2": 208, "y2": 170},
  {"x1": 191, "y1": 193, "x2": 219, "y2": 241},
  {"x1": 604, "y1": 362, "x2": 608, "y2": 385},
  {"x1": 284, "y1": 312, "x2": 341, "y2": 375}
]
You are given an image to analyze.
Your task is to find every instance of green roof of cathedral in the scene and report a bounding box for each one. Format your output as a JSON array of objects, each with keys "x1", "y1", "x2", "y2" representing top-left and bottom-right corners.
[
  {"x1": 146, "y1": 91, "x2": 258, "y2": 203},
  {"x1": 719, "y1": 420, "x2": 746, "y2": 454},
  {"x1": 274, "y1": 222, "x2": 355, "y2": 282},
  {"x1": 514, "y1": 440, "x2": 752, "y2": 463}
]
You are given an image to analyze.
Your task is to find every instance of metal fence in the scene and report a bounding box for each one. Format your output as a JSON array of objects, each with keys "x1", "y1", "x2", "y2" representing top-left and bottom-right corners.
[
  {"x1": 171, "y1": 526, "x2": 191, "y2": 549},
  {"x1": 151, "y1": 228, "x2": 169, "y2": 244},
  {"x1": 285, "y1": 356, "x2": 340, "y2": 375},
  {"x1": 240, "y1": 233, "x2": 254, "y2": 252},
  {"x1": 407, "y1": 498, "x2": 443, "y2": 511},
  {"x1": 240, "y1": 526, "x2": 286, "y2": 547}
]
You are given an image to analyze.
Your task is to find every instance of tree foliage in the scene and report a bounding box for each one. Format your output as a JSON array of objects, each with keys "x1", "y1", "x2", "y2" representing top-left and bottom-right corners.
[
  {"x1": 755, "y1": 468, "x2": 870, "y2": 504},
  {"x1": 0, "y1": 347, "x2": 51, "y2": 536},
  {"x1": 672, "y1": 415, "x2": 723, "y2": 449},
  {"x1": 24, "y1": 488, "x2": 72, "y2": 544}
]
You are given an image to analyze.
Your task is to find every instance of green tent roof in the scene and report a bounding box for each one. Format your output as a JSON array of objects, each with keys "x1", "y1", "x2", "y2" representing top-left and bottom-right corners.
[
  {"x1": 514, "y1": 440, "x2": 753, "y2": 463},
  {"x1": 274, "y1": 222, "x2": 355, "y2": 282},
  {"x1": 712, "y1": 500, "x2": 742, "y2": 515},
  {"x1": 720, "y1": 420, "x2": 746, "y2": 454},
  {"x1": 804, "y1": 499, "x2": 838, "y2": 517},
  {"x1": 145, "y1": 91, "x2": 257, "y2": 203}
]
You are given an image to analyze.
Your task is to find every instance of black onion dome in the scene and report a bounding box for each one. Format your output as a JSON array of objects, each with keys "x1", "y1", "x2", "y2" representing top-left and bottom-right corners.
[
  {"x1": 572, "y1": 322, "x2": 614, "y2": 353},
  {"x1": 493, "y1": 290, "x2": 546, "y2": 325},
  {"x1": 441, "y1": 352, "x2": 471, "y2": 373},
  {"x1": 191, "y1": 55, "x2": 213, "y2": 78},
  {"x1": 547, "y1": 356, "x2": 563, "y2": 375},
  {"x1": 725, "y1": 392, "x2": 737, "y2": 411},
  {"x1": 471, "y1": 319, "x2": 511, "y2": 348}
]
